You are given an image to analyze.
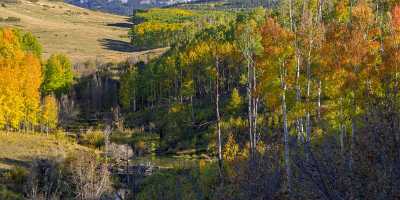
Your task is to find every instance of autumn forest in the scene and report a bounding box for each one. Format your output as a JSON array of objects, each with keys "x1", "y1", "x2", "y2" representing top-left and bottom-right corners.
[{"x1": 1, "y1": 0, "x2": 400, "y2": 199}]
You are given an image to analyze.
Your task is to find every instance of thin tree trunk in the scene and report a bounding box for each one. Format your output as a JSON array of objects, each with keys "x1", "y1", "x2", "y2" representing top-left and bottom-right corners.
[
  {"x1": 295, "y1": 54, "x2": 304, "y2": 142},
  {"x1": 289, "y1": 0, "x2": 294, "y2": 32},
  {"x1": 291, "y1": 0, "x2": 305, "y2": 143},
  {"x1": 281, "y1": 62, "x2": 291, "y2": 195},
  {"x1": 215, "y1": 56, "x2": 223, "y2": 181},
  {"x1": 251, "y1": 56, "x2": 258, "y2": 150},
  {"x1": 350, "y1": 118, "x2": 355, "y2": 171},
  {"x1": 306, "y1": 37, "x2": 314, "y2": 157},
  {"x1": 247, "y1": 53, "x2": 254, "y2": 157},
  {"x1": 317, "y1": 79, "x2": 322, "y2": 121},
  {"x1": 339, "y1": 98, "x2": 345, "y2": 155}
]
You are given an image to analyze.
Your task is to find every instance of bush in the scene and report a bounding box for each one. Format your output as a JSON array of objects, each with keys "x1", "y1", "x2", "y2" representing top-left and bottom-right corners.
[
  {"x1": 80, "y1": 130, "x2": 105, "y2": 149},
  {"x1": 3, "y1": 167, "x2": 28, "y2": 186},
  {"x1": 1, "y1": 167, "x2": 28, "y2": 194},
  {"x1": 4, "y1": 17, "x2": 21, "y2": 22},
  {"x1": 0, "y1": 186, "x2": 23, "y2": 200},
  {"x1": 27, "y1": 159, "x2": 72, "y2": 199},
  {"x1": 133, "y1": 140, "x2": 147, "y2": 156},
  {"x1": 0, "y1": 0, "x2": 19, "y2": 4}
]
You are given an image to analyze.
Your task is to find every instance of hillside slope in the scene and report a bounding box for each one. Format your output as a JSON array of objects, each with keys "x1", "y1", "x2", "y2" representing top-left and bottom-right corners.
[
  {"x1": 0, "y1": 0, "x2": 163, "y2": 63},
  {"x1": 0, "y1": 132, "x2": 88, "y2": 170}
]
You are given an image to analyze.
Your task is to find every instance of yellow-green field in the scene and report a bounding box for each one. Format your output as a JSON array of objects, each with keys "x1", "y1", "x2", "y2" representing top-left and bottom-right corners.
[
  {"x1": 0, "y1": 0, "x2": 165, "y2": 63},
  {"x1": 0, "y1": 132, "x2": 86, "y2": 169}
]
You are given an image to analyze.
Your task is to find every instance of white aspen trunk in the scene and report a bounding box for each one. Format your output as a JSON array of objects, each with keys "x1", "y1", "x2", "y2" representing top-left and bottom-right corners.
[
  {"x1": 306, "y1": 36, "x2": 314, "y2": 156},
  {"x1": 216, "y1": 56, "x2": 223, "y2": 178},
  {"x1": 252, "y1": 56, "x2": 258, "y2": 150},
  {"x1": 317, "y1": 80, "x2": 321, "y2": 121},
  {"x1": 291, "y1": 0, "x2": 305, "y2": 143},
  {"x1": 281, "y1": 62, "x2": 291, "y2": 195},
  {"x1": 317, "y1": 0, "x2": 324, "y2": 123},
  {"x1": 247, "y1": 52, "x2": 254, "y2": 156},
  {"x1": 306, "y1": 79, "x2": 311, "y2": 146},
  {"x1": 296, "y1": 54, "x2": 304, "y2": 142}
]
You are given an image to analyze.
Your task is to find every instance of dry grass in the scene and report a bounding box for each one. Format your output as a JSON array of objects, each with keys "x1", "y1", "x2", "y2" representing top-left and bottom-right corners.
[
  {"x1": 0, "y1": 0, "x2": 165, "y2": 63},
  {"x1": 0, "y1": 132, "x2": 87, "y2": 169}
]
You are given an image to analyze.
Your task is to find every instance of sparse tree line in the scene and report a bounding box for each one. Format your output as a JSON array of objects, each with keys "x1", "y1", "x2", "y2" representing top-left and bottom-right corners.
[{"x1": 0, "y1": 28, "x2": 73, "y2": 133}]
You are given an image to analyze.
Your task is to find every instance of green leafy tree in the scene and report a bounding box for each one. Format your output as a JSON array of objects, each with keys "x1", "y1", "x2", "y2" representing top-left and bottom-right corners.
[{"x1": 41, "y1": 54, "x2": 74, "y2": 97}]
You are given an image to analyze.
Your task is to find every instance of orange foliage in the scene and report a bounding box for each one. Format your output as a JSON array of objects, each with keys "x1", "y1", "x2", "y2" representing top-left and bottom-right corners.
[
  {"x1": 392, "y1": 4, "x2": 400, "y2": 30},
  {"x1": 0, "y1": 28, "x2": 42, "y2": 130}
]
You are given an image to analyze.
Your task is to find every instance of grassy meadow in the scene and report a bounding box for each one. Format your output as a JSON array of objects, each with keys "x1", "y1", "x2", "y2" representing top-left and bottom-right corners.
[
  {"x1": 0, "y1": 0, "x2": 165, "y2": 63},
  {"x1": 0, "y1": 132, "x2": 86, "y2": 170}
]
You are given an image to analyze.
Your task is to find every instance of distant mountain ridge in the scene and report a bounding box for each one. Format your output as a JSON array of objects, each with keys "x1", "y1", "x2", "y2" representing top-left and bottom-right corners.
[
  {"x1": 65, "y1": 0, "x2": 274, "y2": 16},
  {"x1": 65, "y1": 0, "x2": 198, "y2": 15}
]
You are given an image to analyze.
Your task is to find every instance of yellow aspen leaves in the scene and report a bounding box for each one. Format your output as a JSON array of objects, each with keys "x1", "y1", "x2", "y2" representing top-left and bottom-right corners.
[{"x1": 0, "y1": 28, "x2": 43, "y2": 131}]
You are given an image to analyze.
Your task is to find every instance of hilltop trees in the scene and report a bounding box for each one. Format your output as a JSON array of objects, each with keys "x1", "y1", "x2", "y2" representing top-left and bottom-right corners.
[{"x1": 129, "y1": 8, "x2": 234, "y2": 50}]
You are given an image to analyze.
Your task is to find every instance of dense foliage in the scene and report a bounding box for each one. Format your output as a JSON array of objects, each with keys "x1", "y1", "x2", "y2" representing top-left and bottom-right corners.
[
  {"x1": 121, "y1": 1, "x2": 400, "y2": 199},
  {"x1": 129, "y1": 8, "x2": 235, "y2": 49},
  {"x1": 41, "y1": 54, "x2": 74, "y2": 97},
  {"x1": 0, "y1": 28, "x2": 43, "y2": 130},
  {"x1": 4, "y1": 0, "x2": 400, "y2": 199},
  {"x1": 0, "y1": 28, "x2": 71, "y2": 132}
]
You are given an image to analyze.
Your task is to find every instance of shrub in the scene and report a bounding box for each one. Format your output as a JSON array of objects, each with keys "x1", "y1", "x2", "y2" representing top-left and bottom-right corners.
[
  {"x1": 2, "y1": 167, "x2": 28, "y2": 193},
  {"x1": 0, "y1": 186, "x2": 23, "y2": 200},
  {"x1": 3, "y1": 167, "x2": 28, "y2": 186},
  {"x1": 80, "y1": 130, "x2": 105, "y2": 149},
  {"x1": 27, "y1": 159, "x2": 72, "y2": 199},
  {"x1": 4, "y1": 17, "x2": 21, "y2": 22},
  {"x1": 133, "y1": 140, "x2": 147, "y2": 156},
  {"x1": 65, "y1": 151, "x2": 111, "y2": 199}
]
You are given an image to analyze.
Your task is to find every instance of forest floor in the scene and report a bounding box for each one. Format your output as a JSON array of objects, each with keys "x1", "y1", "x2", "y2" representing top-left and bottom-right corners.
[
  {"x1": 0, "y1": 132, "x2": 87, "y2": 170},
  {"x1": 0, "y1": 0, "x2": 166, "y2": 63}
]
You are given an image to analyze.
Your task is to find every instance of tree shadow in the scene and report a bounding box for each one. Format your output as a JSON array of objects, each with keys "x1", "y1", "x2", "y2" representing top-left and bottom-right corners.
[
  {"x1": 106, "y1": 22, "x2": 133, "y2": 29},
  {"x1": 99, "y1": 38, "x2": 136, "y2": 52},
  {"x1": 0, "y1": 158, "x2": 31, "y2": 168}
]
